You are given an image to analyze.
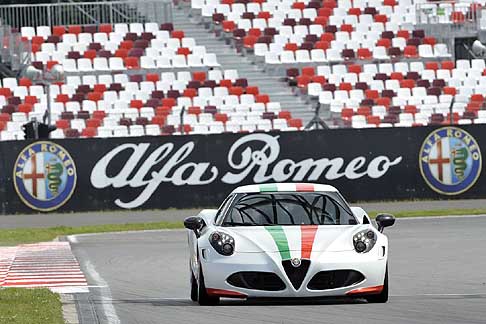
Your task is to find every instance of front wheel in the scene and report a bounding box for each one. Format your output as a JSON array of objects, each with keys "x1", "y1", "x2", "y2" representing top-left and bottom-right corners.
[
  {"x1": 198, "y1": 266, "x2": 220, "y2": 305},
  {"x1": 366, "y1": 265, "x2": 388, "y2": 303}
]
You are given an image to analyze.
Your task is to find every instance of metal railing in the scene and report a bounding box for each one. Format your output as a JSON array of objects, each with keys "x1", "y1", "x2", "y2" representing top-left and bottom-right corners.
[
  {"x1": 416, "y1": 2, "x2": 482, "y2": 28},
  {"x1": 0, "y1": 0, "x2": 172, "y2": 29}
]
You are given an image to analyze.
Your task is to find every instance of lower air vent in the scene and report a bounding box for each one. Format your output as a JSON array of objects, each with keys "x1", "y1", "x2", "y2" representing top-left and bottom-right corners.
[
  {"x1": 282, "y1": 259, "x2": 311, "y2": 290},
  {"x1": 227, "y1": 272, "x2": 286, "y2": 291},
  {"x1": 307, "y1": 270, "x2": 365, "y2": 290}
]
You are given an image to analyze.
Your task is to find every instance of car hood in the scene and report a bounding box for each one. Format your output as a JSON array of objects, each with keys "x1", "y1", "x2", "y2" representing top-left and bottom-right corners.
[{"x1": 223, "y1": 225, "x2": 365, "y2": 254}]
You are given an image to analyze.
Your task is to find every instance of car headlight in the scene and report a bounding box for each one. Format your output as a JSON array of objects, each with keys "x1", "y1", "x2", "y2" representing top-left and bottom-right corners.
[
  {"x1": 353, "y1": 229, "x2": 376, "y2": 253},
  {"x1": 209, "y1": 231, "x2": 235, "y2": 256}
]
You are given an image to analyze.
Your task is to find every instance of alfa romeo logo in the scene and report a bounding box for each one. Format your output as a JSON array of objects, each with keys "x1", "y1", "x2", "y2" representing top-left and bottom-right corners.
[
  {"x1": 291, "y1": 258, "x2": 301, "y2": 268},
  {"x1": 13, "y1": 141, "x2": 77, "y2": 211},
  {"x1": 419, "y1": 127, "x2": 481, "y2": 195}
]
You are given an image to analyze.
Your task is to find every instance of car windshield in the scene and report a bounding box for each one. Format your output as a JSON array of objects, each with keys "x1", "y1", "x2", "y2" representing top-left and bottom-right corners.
[{"x1": 221, "y1": 192, "x2": 357, "y2": 226}]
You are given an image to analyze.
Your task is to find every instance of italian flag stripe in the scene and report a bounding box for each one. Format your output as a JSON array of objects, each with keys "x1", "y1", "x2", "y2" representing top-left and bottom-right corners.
[
  {"x1": 296, "y1": 183, "x2": 315, "y2": 192},
  {"x1": 301, "y1": 225, "x2": 318, "y2": 259},
  {"x1": 265, "y1": 226, "x2": 291, "y2": 260},
  {"x1": 265, "y1": 225, "x2": 319, "y2": 261},
  {"x1": 260, "y1": 184, "x2": 278, "y2": 192}
]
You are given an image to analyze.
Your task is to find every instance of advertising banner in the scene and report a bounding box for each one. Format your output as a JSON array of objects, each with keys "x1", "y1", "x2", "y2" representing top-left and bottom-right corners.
[{"x1": 1, "y1": 125, "x2": 484, "y2": 214}]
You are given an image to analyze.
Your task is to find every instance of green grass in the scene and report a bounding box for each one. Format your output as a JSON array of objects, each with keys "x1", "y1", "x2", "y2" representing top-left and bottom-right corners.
[
  {"x1": 0, "y1": 221, "x2": 183, "y2": 246},
  {"x1": 367, "y1": 208, "x2": 486, "y2": 218},
  {"x1": 1, "y1": 208, "x2": 486, "y2": 246},
  {"x1": 0, "y1": 288, "x2": 63, "y2": 324}
]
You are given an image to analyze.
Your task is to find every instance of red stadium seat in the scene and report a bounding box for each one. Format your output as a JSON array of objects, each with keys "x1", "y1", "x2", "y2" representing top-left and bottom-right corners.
[
  {"x1": 68, "y1": 25, "x2": 82, "y2": 35},
  {"x1": 404, "y1": 45, "x2": 418, "y2": 58},
  {"x1": 243, "y1": 36, "x2": 258, "y2": 48},
  {"x1": 18, "y1": 103, "x2": 32, "y2": 113},
  {"x1": 288, "y1": 118, "x2": 303, "y2": 129},
  {"x1": 86, "y1": 118, "x2": 101, "y2": 128},
  {"x1": 367, "y1": 115, "x2": 381, "y2": 126},
  {"x1": 357, "y1": 107, "x2": 371, "y2": 116},
  {"x1": 82, "y1": 127, "x2": 97, "y2": 138},
  {"x1": 396, "y1": 30, "x2": 410, "y2": 39},
  {"x1": 292, "y1": 2, "x2": 305, "y2": 10},
  {"x1": 151, "y1": 115, "x2": 166, "y2": 126},
  {"x1": 171, "y1": 30, "x2": 185, "y2": 40},
  {"x1": 284, "y1": 43, "x2": 299, "y2": 51},
  {"x1": 278, "y1": 111, "x2": 292, "y2": 120},
  {"x1": 357, "y1": 48, "x2": 372, "y2": 59},
  {"x1": 314, "y1": 16, "x2": 329, "y2": 26},
  {"x1": 341, "y1": 108, "x2": 354, "y2": 119},
  {"x1": 256, "y1": 94, "x2": 270, "y2": 104},
  {"x1": 156, "y1": 106, "x2": 171, "y2": 116},
  {"x1": 56, "y1": 94, "x2": 69, "y2": 104},
  {"x1": 443, "y1": 86, "x2": 457, "y2": 96},
  {"x1": 471, "y1": 94, "x2": 484, "y2": 103},
  {"x1": 124, "y1": 57, "x2": 140, "y2": 69},
  {"x1": 53, "y1": 26, "x2": 66, "y2": 37},
  {"x1": 56, "y1": 119, "x2": 70, "y2": 129},
  {"x1": 215, "y1": 113, "x2": 229, "y2": 123},
  {"x1": 99, "y1": 24, "x2": 112, "y2": 34},
  {"x1": 298, "y1": 67, "x2": 313, "y2": 77},
  {"x1": 222, "y1": 21, "x2": 236, "y2": 32},
  {"x1": 92, "y1": 111, "x2": 106, "y2": 120},
  {"x1": 374, "y1": 14, "x2": 387, "y2": 23},
  {"x1": 188, "y1": 106, "x2": 201, "y2": 115},
  {"x1": 441, "y1": 61, "x2": 455, "y2": 70},
  {"x1": 348, "y1": 64, "x2": 362, "y2": 74},
  {"x1": 246, "y1": 86, "x2": 259, "y2": 95},
  {"x1": 297, "y1": 75, "x2": 311, "y2": 88}
]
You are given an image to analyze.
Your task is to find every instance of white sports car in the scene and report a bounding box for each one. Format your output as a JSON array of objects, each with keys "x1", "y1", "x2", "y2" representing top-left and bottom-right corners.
[{"x1": 184, "y1": 183, "x2": 395, "y2": 305}]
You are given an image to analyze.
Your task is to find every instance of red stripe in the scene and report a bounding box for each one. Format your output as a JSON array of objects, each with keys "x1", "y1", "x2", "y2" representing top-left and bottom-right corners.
[
  {"x1": 301, "y1": 225, "x2": 318, "y2": 259},
  {"x1": 346, "y1": 285, "x2": 384, "y2": 295},
  {"x1": 206, "y1": 288, "x2": 247, "y2": 298},
  {"x1": 296, "y1": 183, "x2": 314, "y2": 192},
  {"x1": 3, "y1": 280, "x2": 87, "y2": 286}
]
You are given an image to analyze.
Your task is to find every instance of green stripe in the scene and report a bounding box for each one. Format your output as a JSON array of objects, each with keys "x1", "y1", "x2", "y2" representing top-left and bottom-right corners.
[
  {"x1": 259, "y1": 184, "x2": 278, "y2": 192},
  {"x1": 265, "y1": 226, "x2": 291, "y2": 260}
]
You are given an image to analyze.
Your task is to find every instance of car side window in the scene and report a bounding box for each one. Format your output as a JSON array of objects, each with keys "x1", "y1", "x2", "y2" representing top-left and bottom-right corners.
[{"x1": 215, "y1": 194, "x2": 235, "y2": 224}]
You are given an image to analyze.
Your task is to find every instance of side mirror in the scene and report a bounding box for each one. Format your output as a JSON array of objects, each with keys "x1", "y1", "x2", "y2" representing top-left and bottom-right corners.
[
  {"x1": 184, "y1": 216, "x2": 205, "y2": 235},
  {"x1": 375, "y1": 213, "x2": 395, "y2": 233}
]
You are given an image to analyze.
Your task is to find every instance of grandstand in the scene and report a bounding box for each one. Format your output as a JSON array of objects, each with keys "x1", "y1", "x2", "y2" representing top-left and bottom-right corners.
[{"x1": 0, "y1": 0, "x2": 485, "y2": 139}]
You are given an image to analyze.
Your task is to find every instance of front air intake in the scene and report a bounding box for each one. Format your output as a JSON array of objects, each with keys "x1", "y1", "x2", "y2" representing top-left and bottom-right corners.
[
  {"x1": 307, "y1": 270, "x2": 365, "y2": 290},
  {"x1": 227, "y1": 272, "x2": 286, "y2": 291}
]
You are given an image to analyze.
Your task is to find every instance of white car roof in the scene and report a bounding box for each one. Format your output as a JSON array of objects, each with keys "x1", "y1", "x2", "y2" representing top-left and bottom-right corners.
[{"x1": 231, "y1": 183, "x2": 339, "y2": 194}]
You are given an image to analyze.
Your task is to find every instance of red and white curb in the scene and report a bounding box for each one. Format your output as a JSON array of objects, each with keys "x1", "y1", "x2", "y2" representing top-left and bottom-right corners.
[{"x1": 0, "y1": 242, "x2": 88, "y2": 293}]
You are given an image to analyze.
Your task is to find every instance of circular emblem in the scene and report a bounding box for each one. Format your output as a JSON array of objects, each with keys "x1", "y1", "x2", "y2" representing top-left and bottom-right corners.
[
  {"x1": 13, "y1": 141, "x2": 77, "y2": 211},
  {"x1": 419, "y1": 127, "x2": 481, "y2": 195},
  {"x1": 291, "y1": 258, "x2": 301, "y2": 268}
]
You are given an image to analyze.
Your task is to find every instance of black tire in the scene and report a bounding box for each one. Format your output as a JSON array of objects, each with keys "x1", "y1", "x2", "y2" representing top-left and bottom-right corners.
[
  {"x1": 366, "y1": 265, "x2": 389, "y2": 303},
  {"x1": 198, "y1": 266, "x2": 220, "y2": 306},
  {"x1": 190, "y1": 269, "x2": 198, "y2": 302}
]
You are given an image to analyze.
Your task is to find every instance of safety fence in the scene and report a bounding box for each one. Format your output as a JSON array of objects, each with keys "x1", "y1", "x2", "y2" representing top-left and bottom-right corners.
[
  {"x1": 0, "y1": 125, "x2": 484, "y2": 214},
  {"x1": 416, "y1": 2, "x2": 485, "y2": 30},
  {"x1": 0, "y1": 0, "x2": 172, "y2": 29}
]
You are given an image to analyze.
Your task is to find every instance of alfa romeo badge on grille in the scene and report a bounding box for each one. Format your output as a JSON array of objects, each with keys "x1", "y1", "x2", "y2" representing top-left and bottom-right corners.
[{"x1": 291, "y1": 258, "x2": 301, "y2": 268}]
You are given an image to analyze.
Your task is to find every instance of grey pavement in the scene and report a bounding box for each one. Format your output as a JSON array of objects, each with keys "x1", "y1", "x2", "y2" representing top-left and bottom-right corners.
[
  {"x1": 71, "y1": 216, "x2": 486, "y2": 324},
  {"x1": 2, "y1": 199, "x2": 486, "y2": 229}
]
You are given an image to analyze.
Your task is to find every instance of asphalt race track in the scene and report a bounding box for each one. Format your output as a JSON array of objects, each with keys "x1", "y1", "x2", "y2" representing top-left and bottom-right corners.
[{"x1": 70, "y1": 216, "x2": 486, "y2": 324}]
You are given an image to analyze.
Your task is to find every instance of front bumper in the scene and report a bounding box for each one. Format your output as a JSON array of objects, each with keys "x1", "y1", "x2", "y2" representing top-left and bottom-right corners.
[{"x1": 201, "y1": 249, "x2": 386, "y2": 298}]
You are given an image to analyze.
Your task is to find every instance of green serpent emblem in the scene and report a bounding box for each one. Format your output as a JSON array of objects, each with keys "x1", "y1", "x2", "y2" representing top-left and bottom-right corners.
[{"x1": 47, "y1": 161, "x2": 63, "y2": 194}]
